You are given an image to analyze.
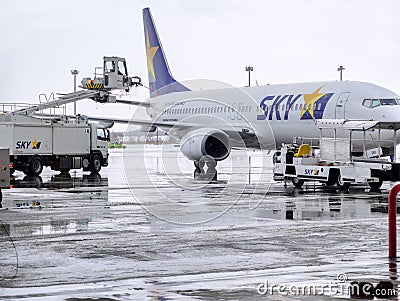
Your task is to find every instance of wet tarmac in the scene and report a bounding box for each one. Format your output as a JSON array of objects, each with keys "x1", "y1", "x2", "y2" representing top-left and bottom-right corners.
[{"x1": 0, "y1": 145, "x2": 399, "y2": 300}]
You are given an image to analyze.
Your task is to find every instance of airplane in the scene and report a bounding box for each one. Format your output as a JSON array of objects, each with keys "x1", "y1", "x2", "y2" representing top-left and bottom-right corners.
[
  {"x1": 35, "y1": 7, "x2": 400, "y2": 180},
  {"x1": 132, "y1": 7, "x2": 400, "y2": 178}
]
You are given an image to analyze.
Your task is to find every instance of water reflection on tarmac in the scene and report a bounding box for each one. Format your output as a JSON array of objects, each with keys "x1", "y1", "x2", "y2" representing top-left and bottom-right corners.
[{"x1": 0, "y1": 145, "x2": 398, "y2": 300}]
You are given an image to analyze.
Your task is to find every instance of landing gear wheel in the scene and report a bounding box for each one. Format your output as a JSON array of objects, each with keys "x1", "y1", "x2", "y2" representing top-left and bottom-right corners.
[
  {"x1": 194, "y1": 168, "x2": 201, "y2": 178},
  {"x1": 90, "y1": 154, "x2": 102, "y2": 173},
  {"x1": 336, "y1": 174, "x2": 350, "y2": 191},
  {"x1": 26, "y1": 156, "x2": 43, "y2": 176},
  {"x1": 206, "y1": 161, "x2": 218, "y2": 181},
  {"x1": 193, "y1": 160, "x2": 205, "y2": 179},
  {"x1": 369, "y1": 178, "x2": 383, "y2": 190},
  {"x1": 291, "y1": 177, "x2": 304, "y2": 188}
]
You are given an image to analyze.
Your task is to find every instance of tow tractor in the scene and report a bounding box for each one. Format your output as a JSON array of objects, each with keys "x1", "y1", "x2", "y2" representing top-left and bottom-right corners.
[{"x1": 273, "y1": 120, "x2": 400, "y2": 190}]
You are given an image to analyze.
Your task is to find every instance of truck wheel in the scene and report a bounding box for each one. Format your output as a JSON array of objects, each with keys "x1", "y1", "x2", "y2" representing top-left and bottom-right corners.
[
  {"x1": 90, "y1": 154, "x2": 102, "y2": 173},
  {"x1": 369, "y1": 178, "x2": 383, "y2": 190},
  {"x1": 336, "y1": 174, "x2": 350, "y2": 191},
  {"x1": 292, "y1": 177, "x2": 304, "y2": 188},
  {"x1": 27, "y1": 156, "x2": 43, "y2": 176}
]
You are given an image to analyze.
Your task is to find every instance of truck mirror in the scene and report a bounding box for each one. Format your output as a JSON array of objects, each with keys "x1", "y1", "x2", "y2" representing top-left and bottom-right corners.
[{"x1": 106, "y1": 130, "x2": 111, "y2": 142}]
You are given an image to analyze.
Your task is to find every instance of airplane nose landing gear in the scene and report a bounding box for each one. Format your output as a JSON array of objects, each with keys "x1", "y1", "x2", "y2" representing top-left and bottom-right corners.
[{"x1": 194, "y1": 156, "x2": 218, "y2": 181}]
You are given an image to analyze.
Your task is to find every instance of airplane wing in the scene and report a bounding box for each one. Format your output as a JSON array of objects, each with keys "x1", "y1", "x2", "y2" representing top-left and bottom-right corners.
[
  {"x1": 96, "y1": 116, "x2": 260, "y2": 147},
  {"x1": 34, "y1": 113, "x2": 260, "y2": 147}
]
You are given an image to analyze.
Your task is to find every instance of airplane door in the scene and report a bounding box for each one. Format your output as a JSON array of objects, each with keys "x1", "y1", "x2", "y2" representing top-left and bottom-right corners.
[{"x1": 335, "y1": 92, "x2": 350, "y2": 119}]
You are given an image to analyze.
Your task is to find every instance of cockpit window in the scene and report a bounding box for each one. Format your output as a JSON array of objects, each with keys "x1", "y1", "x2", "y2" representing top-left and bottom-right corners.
[
  {"x1": 372, "y1": 99, "x2": 380, "y2": 108},
  {"x1": 362, "y1": 98, "x2": 400, "y2": 108},
  {"x1": 380, "y1": 98, "x2": 398, "y2": 105},
  {"x1": 362, "y1": 99, "x2": 372, "y2": 108}
]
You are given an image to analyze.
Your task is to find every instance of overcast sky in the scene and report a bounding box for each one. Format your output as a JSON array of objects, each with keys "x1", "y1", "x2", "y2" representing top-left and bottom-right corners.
[{"x1": 1, "y1": 0, "x2": 400, "y2": 130}]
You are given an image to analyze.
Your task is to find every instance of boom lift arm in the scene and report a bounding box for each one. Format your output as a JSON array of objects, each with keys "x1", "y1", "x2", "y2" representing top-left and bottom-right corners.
[{"x1": 11, "y1": 56, "x2": 144, "y2": 116}]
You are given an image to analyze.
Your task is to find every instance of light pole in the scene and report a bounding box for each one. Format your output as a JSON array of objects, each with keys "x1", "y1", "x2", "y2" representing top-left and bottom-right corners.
[
  {"x1": 245, "y1": 66, "x2": 253, "y2": 87},
  {"x1": 70, "y1": 69, "x2": 79, "y2": 115},
  {"x1": 337, "y1": 65, "x2": 345, "y2": 81}
]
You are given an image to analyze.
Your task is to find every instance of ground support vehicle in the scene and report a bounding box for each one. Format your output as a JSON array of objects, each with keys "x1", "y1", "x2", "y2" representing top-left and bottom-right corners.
[
  {"x1": 273, "y1": 120, "x2": 400, "y2": 190},
  {"x1": 0, "y1": 115, "x2": 109, "y2": 176},
  {"x1": 0, "y1": 148, "x2": 10, "y2": 202}
]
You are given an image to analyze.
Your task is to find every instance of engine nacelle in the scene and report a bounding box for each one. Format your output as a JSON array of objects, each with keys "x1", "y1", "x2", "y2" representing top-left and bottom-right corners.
[{"x1": 180, "y1": 128, "x2": 230, "y2": 161}]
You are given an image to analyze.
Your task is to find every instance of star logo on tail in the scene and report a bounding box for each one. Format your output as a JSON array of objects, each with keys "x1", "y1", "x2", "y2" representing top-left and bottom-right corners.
[{"x1": 145, "y1": 30, "x2": 159, "y2": 82}]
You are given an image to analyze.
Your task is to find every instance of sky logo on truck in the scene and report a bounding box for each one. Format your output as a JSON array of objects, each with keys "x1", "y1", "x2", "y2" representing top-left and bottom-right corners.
[{"x1": 16, "y1": 139, "x2": 41, "y2": 150}]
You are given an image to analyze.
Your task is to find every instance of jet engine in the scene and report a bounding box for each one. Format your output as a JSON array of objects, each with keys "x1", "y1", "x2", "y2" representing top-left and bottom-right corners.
[{"x1": 180, "y1": 128, "x2": 230, "y2": 161}]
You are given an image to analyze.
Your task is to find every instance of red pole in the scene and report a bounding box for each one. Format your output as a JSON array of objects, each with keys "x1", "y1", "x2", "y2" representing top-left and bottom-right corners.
[{"x1": 389, "y1": 184, "x2": 400, "y2": 259}]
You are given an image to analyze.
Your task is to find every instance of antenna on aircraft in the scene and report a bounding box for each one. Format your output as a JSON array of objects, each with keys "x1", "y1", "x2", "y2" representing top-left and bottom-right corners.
[
  {"x1": 337, "y1": 65, "x2": 345, "y2": 81},
  {"x1": 245, "y1": 66, "x2": 253, "y2": 87}
]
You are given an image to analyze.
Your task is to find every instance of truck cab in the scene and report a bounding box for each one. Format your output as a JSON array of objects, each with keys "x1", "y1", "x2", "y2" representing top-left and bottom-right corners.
[
  {"x1": 86, "y1": 124, "x2": 110, "y2": 173},
  {"x1": 103, "y1": 57, "x2": 129, "y2": 90}
]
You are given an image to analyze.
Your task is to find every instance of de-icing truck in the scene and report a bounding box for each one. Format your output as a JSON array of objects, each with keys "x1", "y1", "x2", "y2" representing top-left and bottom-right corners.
[
  {"x1": 0, "y1": 113, "x2": 110, "y2": 176},
  {"x1": 0, "y1": 56, "x2": 142, "y2": 176}
]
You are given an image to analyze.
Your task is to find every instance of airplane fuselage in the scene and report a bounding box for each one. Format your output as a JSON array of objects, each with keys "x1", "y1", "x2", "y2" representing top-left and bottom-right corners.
[{"x1": 147, "y1": 80, "x2": 400, "y2": 151}]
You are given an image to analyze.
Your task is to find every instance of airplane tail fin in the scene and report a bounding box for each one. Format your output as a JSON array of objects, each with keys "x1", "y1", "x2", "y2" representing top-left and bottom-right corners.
[{"x1": 143, "y1": 8, "x2": 190, "y2": 98}]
